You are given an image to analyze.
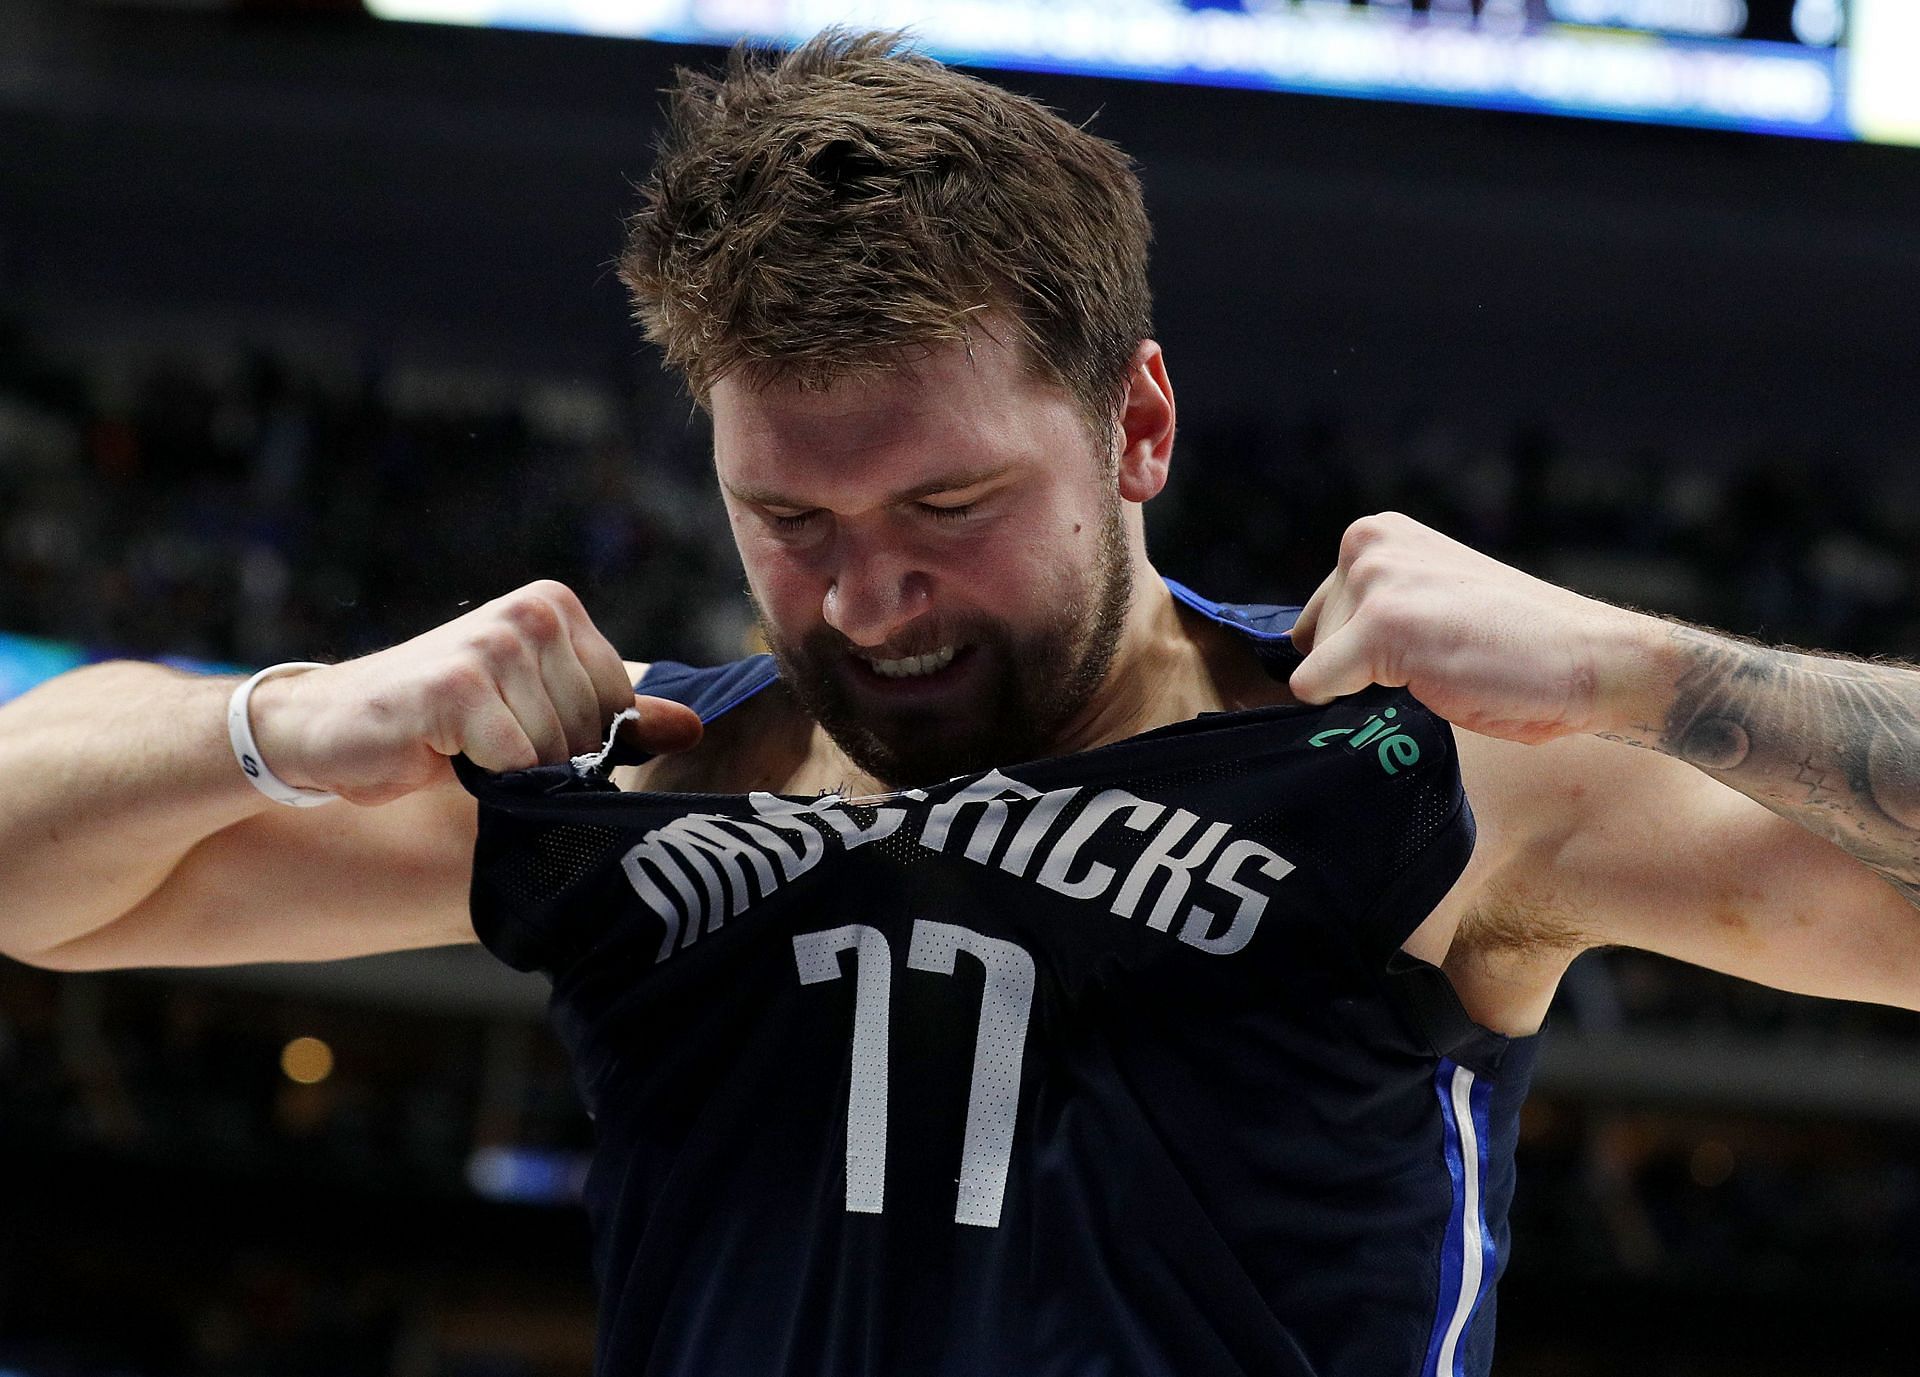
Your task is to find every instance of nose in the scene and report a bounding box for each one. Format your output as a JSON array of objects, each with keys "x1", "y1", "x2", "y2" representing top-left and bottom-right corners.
[{"x1": 821, "y1": 534, "x2": 931, "y2": 651}]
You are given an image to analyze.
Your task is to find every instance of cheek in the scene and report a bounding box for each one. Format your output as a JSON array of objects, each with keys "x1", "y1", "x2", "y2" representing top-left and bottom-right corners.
[
  {"x1": 960, "y1": 524, "x2": 1088, "y2": 626},
  {"x1": 738, "y1": 541, "x2": 818, "y2": 622},
  {"x1": 1004, "y1": 497, "x2": 1107, "y2": 585}
]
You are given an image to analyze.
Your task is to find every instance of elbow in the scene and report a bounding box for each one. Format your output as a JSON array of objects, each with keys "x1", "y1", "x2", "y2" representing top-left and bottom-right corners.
[
  {"x1": 2, "y1": 942, "x2": 81, "y2": 972},
  {"x1": 1, "y1": 918, "x2": 134, "y2": 973},
  {"x1": 4, "y1": 940, "x2": 89, "y2": 973}
]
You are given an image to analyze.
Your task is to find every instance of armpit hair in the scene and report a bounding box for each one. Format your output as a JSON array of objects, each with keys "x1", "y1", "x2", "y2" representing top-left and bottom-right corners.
[{"x1": 1453, "y1": 874, "x2": 1595, "y2": 957}]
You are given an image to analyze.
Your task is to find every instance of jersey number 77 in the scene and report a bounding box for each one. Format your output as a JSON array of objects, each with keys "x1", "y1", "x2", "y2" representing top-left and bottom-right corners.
[{"x1": 793, "y1": 922, "x2": 1037, "y2": 1229}]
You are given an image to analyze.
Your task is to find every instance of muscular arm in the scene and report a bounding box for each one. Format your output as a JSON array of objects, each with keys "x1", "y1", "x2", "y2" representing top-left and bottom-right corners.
[
  {"x1": 1442, "y1": 631, "x2": 1920, "y2": 1030},
  {"x1": 1285, "y1": 511, "x2": 1920, "y2": 1024},
  {"x1": 0, "y1": 661, "x2": 480, "y2": 969},
  {"x1": 0, "y1": 661, "x2": 280, "y2": 961},
  {"x1": 0, "y1": 575, "x2": 670, "y2": 971},
  {"x1": 1600, "y1": 626, "x2": 1920, "y2": 908},
  {"x1": 1447, "y1": 728, "x2": 1920, "y2": 1032}
]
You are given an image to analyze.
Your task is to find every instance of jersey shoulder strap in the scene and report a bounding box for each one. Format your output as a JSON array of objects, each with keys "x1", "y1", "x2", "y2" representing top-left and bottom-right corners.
[
  {"x1": 633, "y1": 654, "x2": 778, "y2": 720},
  {"x1": 1162, "y1": 575, "x2": 1302, "y2": 641},
  {"x1": 1162, "y1": 576, "x2": 1304, "y2": 677}
]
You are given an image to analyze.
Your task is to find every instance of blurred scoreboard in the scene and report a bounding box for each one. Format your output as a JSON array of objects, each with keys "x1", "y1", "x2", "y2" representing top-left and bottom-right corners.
[
  {"x1": 365, "y1": 0, "x2": 1920, "y2": 146},
  {"x1": 0, "y1": 632, "x2": 240, "y2": 707}
]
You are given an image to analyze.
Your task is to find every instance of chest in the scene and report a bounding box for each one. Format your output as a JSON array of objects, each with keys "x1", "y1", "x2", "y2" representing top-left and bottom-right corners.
[{"x1": 618, "y1": 671, "x2": 1539, "y2": 1029}]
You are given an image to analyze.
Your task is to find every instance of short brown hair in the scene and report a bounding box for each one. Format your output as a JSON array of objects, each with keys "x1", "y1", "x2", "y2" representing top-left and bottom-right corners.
[{"x1": 615, "y1": 29, "x2": 1154, "y2": 443}]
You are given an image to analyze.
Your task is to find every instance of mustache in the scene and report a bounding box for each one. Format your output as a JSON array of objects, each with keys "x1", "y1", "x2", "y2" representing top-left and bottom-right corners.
[
  {"x1": 798, "y1": 618, "x2": 1006, "y2": 665},
  {"x1": 745, "y1": 586, "x2": 963, "y2": 663}
]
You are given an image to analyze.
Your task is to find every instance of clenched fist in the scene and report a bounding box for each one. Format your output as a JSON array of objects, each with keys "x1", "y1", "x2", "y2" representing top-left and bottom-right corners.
[
  {"x1": 1288, "y1": 513, "x2": 1667, "y2": 746},
  {"x1": 246, "y1": 581, "x2": 703, "y2": 805}
]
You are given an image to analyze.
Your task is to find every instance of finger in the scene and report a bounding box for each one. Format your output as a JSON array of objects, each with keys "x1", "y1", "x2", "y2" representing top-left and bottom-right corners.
[
  {"x1": 561, "y1": 610, "x2": 703, "y2": 756},
  {"x1": 459, "y1": 693, "x2": 545, "y2": 773},
  {"x1": 628, "y1": 694, "x2": 704, "y2": 755},
  {"x1": 570, "y1": 621, "x2": 649, "y2": 735},
  {"x1": 1287, "y1": 619, "x2": 1381, "y2": 705},
  {"x1": 535, "y1": 629, "x2": 609, "y2": 757},
  {"x1": 492, "y1": 649, "x2": 573, "y2": 764},
  {"x1": 1288, "y1": 567, "x2": 1341, "y2": 655},
  {"x1": 545, "y1": 590, "x2": 701, "y2": 756},
  {"x1": 497, "y1": 581, "x2": 623, "y2": 756}
]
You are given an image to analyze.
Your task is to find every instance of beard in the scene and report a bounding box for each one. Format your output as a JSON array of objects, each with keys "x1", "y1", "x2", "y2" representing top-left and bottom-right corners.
[{"x1": 753, "y1": 488, "x2": 1133, "y2": 790}]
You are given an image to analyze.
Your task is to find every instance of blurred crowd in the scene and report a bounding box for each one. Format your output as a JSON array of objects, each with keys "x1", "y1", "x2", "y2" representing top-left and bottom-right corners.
[
  {"x1": 7, "y1": 309, "x2": 1920, "y2": 1374},
  {"x1": 0, "y1": 312, "x2": 752, "y2": 675},
  {"x1": 7, "y1": 309, "x2": 1920, "y2": 681}
]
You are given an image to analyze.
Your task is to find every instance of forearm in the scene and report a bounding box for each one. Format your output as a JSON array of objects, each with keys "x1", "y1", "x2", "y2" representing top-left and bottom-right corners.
[
  {"x1": 1597, "y1": 621, "x2": 1920, "y2": 899},
  {"x1": 0, "y1": 661, "x2": 275, "y2": 959}
]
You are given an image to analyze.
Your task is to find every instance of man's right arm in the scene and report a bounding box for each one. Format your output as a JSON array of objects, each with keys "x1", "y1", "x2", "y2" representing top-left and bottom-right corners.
[
  {"x1": 0, "y1": 659, "x2": 480, "y2": 969},
  {"x1": 0, "y1": 581, "x2": 700, "y2": 971}
]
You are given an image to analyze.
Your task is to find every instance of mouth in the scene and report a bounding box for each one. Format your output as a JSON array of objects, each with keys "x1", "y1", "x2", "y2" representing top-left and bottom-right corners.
[
  {"x1": 846, "y1": 643, "x2": 977, "y2": 697},
  {"x1": 859, "y1": 643, "x2": 959, "y2": 678}
]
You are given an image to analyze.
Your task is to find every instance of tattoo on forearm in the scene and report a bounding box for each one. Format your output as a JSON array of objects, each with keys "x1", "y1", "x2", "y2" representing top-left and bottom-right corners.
[{"x1": 1631, "y1": 625, "x2": 1920, "y2": 887}]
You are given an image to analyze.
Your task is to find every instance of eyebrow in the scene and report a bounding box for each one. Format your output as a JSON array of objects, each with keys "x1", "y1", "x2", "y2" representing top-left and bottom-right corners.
[{"x1": 723, "y1": 463, "x2": 1015, "y2": 511}]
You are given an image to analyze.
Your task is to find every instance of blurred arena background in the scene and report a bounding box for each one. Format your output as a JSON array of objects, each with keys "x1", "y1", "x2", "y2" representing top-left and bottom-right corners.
[{"x1": 5, "y1": 0, "x2": 1920, "y2": 1372}]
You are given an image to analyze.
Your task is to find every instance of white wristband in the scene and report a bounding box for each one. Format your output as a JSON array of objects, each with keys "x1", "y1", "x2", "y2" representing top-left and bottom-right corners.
[{"x1": 227, "y1": 662, "x2": 340, "y2": 808}]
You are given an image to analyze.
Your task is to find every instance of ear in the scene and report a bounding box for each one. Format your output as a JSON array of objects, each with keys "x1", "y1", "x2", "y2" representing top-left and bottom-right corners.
[{"x1": 1114, "y1": 340, "x2": 1175, "y2": 504}]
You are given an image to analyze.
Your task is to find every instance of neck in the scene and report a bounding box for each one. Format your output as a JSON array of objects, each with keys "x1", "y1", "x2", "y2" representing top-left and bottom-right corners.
[{"x1": 1044, "y1": 561, "x2": 1218, "y2": 758}]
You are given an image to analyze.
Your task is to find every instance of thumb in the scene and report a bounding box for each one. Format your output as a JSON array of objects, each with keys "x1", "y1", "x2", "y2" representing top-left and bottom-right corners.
[
  {"x1": 1287, "y1": 622, "x2": 1377, "y2": 706},
  {"x1": 624, "y1": 694, "x2": 704, "y2": 755}
]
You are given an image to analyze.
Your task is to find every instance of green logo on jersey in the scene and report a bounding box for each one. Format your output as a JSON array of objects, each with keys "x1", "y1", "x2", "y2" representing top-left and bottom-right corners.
[{"x1": 1309, "y1": 706, "x2": 1421, "y2": 776}]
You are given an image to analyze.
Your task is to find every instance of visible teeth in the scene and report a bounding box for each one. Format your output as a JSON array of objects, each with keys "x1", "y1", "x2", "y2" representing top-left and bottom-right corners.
[{"x1": 867, "y1": 644, "x2": 958, "y2": 678}]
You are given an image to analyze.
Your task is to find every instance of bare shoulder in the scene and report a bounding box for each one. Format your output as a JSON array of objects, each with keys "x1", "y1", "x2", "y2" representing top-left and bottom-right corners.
[
  {"x1": 1442, "y1": 729, "x2": 1621, "y2": 951},
  {"x1": 1451, "y1": 728, "x2": 1600, "y2": 855}
]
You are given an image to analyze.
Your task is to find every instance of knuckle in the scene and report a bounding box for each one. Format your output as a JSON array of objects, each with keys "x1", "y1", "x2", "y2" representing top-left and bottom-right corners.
[
  {"x1": 440, "y1": 660, "x2": 495, "y2": 706},
  {"x1": 577, "y1": 633, "x2": 625, "y2": 685},
  {"x1": 1339, "y1": 515, "x2": 1390, "y2": 562},
  {"x1": 501, "y1": 592, "x2": 565, "y2": 642},
  {"x1": 466, "y1": 625, "x2": 530, "y2": 668},
  {"x1": 524, "y1": 577, "x2": 580, "y2": 610},
  {"x1": 1342, "y1": 523, "x2": 1412, "y2": 588},
  {"x1": 1344, "y1": 554, "x2": 1381, "y2": 593}
]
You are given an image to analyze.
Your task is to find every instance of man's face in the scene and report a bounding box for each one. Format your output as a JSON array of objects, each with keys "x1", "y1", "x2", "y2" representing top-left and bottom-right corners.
[{"x1": 712, "y1": 330, "x2": 1132, "y2": 789}]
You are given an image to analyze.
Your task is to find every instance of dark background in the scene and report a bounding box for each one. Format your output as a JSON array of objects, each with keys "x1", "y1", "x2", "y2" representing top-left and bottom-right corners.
[{"x1": 4, "y1": 1, "x2": 1920, "y2": 1373}]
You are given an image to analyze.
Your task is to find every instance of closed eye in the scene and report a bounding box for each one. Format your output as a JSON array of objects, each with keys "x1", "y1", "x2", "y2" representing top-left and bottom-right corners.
[
  {"x1": 770, "y1": 510, "x2": 820, "y2": 532},
  {"x1": 920, "y1": 501, "x2": 975, "y2": 522}
]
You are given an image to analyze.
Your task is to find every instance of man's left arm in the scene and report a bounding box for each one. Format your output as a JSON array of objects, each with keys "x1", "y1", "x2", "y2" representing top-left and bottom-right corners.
[
  {"x1": 1602, "y1": 626, "x2": 1920, "y2": 903},
  {"x1": 1290, "y1": 511, "x2": 1920, "y2": 1010}
]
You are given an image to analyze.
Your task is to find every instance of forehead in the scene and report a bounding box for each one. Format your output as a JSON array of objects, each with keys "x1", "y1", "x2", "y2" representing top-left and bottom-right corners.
[{"x1": 710, "y1": 328, "x2": 1079, "y2": 498}]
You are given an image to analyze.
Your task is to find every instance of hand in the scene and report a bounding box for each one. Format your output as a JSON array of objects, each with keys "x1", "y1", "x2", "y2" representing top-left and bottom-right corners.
[
  {"x1": 1288, "y1": 513, "x2": 1664, "y2": 746},
  {"x1": 248, "y1": 580, "x2": 704, "y2": 805}
]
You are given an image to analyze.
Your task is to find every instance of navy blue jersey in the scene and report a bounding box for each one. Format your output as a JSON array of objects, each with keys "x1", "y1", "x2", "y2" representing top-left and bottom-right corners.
[{"x1": 454, "y1": 578, "x2": 1541, "y2": 1377}]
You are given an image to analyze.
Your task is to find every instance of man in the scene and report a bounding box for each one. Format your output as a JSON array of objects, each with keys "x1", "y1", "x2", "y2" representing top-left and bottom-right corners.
[{"x1": 3, "y1": 28, "x2": 1919, "y2": 1377}]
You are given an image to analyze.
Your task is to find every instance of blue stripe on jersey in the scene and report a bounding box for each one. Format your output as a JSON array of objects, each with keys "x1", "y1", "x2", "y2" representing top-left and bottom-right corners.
[
  {"x1": 634, "y1": 655, "x2": 777, "y2": 723},
  {"x1": 1423, "y1": 1060, "x2": 1497, "y2": 1377},
  {"x1": 1163, "y1": 576, "x2": 1300, "y2": 643}
]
